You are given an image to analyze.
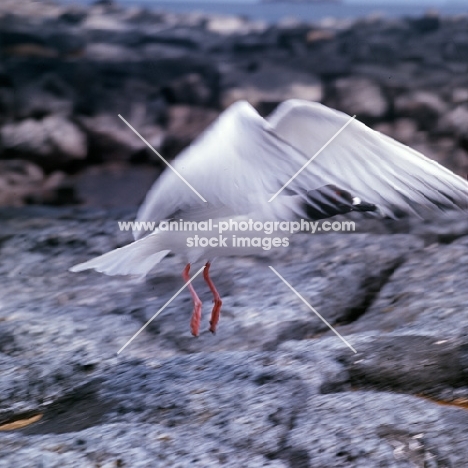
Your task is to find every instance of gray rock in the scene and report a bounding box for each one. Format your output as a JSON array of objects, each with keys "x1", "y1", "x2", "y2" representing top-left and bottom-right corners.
[
  {"x1": 206, "y1": 15, "x2": 267, "y2": 36},
  {"x1": 449, "y1": 149, "x2": 468, "y2": 177},
  {"x1": 0, "y1": 115, "x2": 87, "y2": 164},
  {"x1": 162, "y1": 73, "x2": 215, "y2": 107},
  {"x1": 140, "y1": 42, "x2": 192, "y2": 60},
  {"x1": 394, "y1": 91, "x2": 448, "y2": 130},
  {"x1": 443, "y1": 33, "x2": 468, "y2": 62},
  {"x1": 392, "y1": 118, "x2": 419, "y2": 145},
  {"x1": 0, "y1": 15, "x2": 86, "y2": 57},
  {"x1": 346, "y1": 234, "x2": 468, "y2": 339},
  {"x1": 162, "y1": 105, "x2": 219, "y2": 158},
  {"x1": 78, "y1": 114, "x2": 164, "y2": 162},
  {"x1": 451, "y1": 88, "x2": 468, "y2": 105},
  {"x1": 409, "y1": 14, "x2": 441, "y2": 34},
  {"x1": 43, "y1": 116, "x2": 87, "y2": 160},
  {"x1": 221, "y1": 63, "x2": 322, "y2": 113},
  {"x1": 330, "y1": 77, "x2": 388, "y2": 120},
  {"x1": 1, "y1": 119, "x2": 53, "y2": 158},
  {"x1": 59, "y1": 6, "x2": 88, "y2": 25},
  {"x1": 72, "y1": 164, "x2": 161, "y2": 208},
  {"x1": 0, "y1": 88, "x2": 15, "y2": 124},
  {"x1": 411, "y1": 135, "x2": 455, "y2": 166},
  {"x1": 342, "y1": 335, "x2": 468, "y2": 398},
  {"x1": 15, "y1": 74, "x2": 75, "y2": 119},
  {"x1": 308, "y1": 51, "x2": 352, "y2": 77},
  {"x1": 84, "y1": 42, "x2": 141, "y2": 62},
  {"x1": 0, "y1": 0, "x2": 63, "y2": 18},
  {"x1": 438, "y1": 105, "x2": 468, "y2": 137},
  {"x1": 0, "y1": 207, "x2": 468, "y2": 466},
  {"x1": 0, "y1": 160, "x2": 44, "y2": 206}
]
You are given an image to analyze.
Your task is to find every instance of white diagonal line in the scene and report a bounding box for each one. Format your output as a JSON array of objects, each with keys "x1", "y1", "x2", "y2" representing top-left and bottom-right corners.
[
  {"x1": 118, "y1": 114, "x2": 207, "y2": 203},
  {"x1": 269, "y1": 266, "x2": 357, "y2": 353},
  {"x1": 268, "y1": 115, "x2": 356, "y2": 202},
  {"x1": 117, "y1": 265, "x2": 205, "y2": 355}
]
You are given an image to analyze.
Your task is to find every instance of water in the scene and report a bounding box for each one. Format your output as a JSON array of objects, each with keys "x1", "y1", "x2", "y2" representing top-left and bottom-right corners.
[{"x1": 56, "y1": 1, "x2": 468, "y2": 23}]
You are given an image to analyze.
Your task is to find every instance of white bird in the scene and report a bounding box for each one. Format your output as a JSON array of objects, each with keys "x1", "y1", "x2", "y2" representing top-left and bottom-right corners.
[{"x1": 70, "y1": 99, "x2": 468, "y2": 336}]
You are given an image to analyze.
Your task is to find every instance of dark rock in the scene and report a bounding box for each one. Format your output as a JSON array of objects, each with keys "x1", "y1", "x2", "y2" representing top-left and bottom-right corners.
[
  {"x1": 59, "y1": 7, "x2": 88, "y2": 25},
  {"x1": 444, "y1": 34, "x2": 468, "y2": 62},
  {"x1": 343, "y1": 335, "x2": 468, "y2": 395},
  {"x1": 0, "y1": 160, "x2": 44, "y2": 206},
  {"x1": 162, "y1": 73, "x2": 214, "y2": 107},
  {"x1": 449, "y1": 149, "x2": 468, "y2": 177},
  {"x1": 72, "y1": 163, "x2": 161, "y2": 208},
  {"x1": 409, "y1": 14, "x2": 441, "y2": 34},
  {"x1": 221, "y1": 63, "x2": 322, "y2": 113},
  {"x1": 438, "y1": 105, "x2": 468, "y2": 137},
  {"x1": 0, "y1": 88, "x2": 15, "y2": 124},
  {"x1": 0, "y1": 161, "x2": 78, "y2": 207},
  {"x1": 451, "y1": 88, "x2": 468, "y2": 105},
  {"x1": 0, "y1": 16, "x2": 86, "y2": 57},
  {"x1": 44, "y1": 26, "x2": 87, "y2": 57},
  {"x1": 276, "y1": 23, "x2": 310, "y2": 51},
  {"x1": 37, "y1": 171, "x2": 79, "y2": 206},
  {"x1": 93, "y1": 0, "x2": 116, "y2": 7},
  {"x1": 346, "y1": 233, "x2": 468, "y2": 338},
  {"x1": 162, "y1": 105, "x2": 219, "y2": 158},
  {"x1": 78, "y1": 114, "x2": 164, "y2": 163},
  {"x1": 140, "y1": 56, "x2": 220, "y2": 90},
  {"x1": 392, "y1": 118, "x2": 419, "y2": 145},
  {"x1": 122, "y1": 7, "x2": 168, "y2": 26},
  {"x1": 138, "y1": 26, "x2": 215, "y2": 51},
  {"x1": 306, "y1": 43, "x2": 352, "y2": 77},
  {"x1": 329, "y1": 77, "x2": 388, "y2": 120},
  {"x1": 0, "y1": 323, "x2": 16, "y2": 354},
  {"x1": 0, "y1": 208, "x2": 468, "y2": 466},
  {"x1": 140, "y1": 42, "x2": 191, "y2": 60},
  {"x1": 394, "y1": 91, "x2": 448, "y2": 130},
  {"x1": 15, "y1": 79, "x2": 74, "y2": 120}
]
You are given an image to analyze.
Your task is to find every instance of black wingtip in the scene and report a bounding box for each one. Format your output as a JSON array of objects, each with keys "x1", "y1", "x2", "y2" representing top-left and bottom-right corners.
[{"x1": 352, "y1": 201, "x2": 377, "y2": 213}]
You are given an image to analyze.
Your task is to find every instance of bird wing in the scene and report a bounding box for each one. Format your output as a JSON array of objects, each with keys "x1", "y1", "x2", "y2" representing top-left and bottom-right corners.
[
  {"x1": 134, "y1": 101, "x2": 310, "y2": 239},
  {"x1": 266, "y1": 99, "x2": 468, "y2": 218},
  {"x1": 135, "y1": 99, "x2": 468, "y2": 241},
  {"x1": 69, "y1": 231, "x2": 171, "y2": 278}
]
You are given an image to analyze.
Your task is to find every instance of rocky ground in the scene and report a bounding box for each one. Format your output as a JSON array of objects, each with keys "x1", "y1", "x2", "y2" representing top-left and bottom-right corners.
[
  {"x1": 0, "y1": 0, "x2": 467, "y2": 207},
  {"x1": 0, "y1": 206, "x2": 468, "y2": 467},
  {"x1": 1, "y1": 1, "x2": 468, "y2": 467}
]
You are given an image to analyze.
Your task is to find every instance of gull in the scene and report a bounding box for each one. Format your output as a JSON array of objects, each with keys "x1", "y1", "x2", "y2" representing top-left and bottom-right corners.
[{"x1": 70, "y1": 99, "x2": 468, "y2": 336}]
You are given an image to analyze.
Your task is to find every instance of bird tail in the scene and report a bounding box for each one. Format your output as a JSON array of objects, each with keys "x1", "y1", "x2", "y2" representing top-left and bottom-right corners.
[{"x1": 69, "y1": 233, "x2": 170, "y2": 278}]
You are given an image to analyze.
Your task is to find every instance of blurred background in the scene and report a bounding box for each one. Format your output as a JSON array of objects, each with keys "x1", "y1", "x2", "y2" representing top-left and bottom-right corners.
[
  {"x1": 2, "y1": 2, "x2": 468, "y2": 465},
  {"x1": 0, "y1": 0, "x2": 467, "y2": 209}
]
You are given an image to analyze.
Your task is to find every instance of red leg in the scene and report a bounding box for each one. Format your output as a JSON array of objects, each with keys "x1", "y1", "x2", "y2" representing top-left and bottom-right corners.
[
  {"x1": 203, "y1": 261, "x2": 222, "y2": 333},
  {"x1": 182, "y1": 263, "x2": 202, "y2": 337}
]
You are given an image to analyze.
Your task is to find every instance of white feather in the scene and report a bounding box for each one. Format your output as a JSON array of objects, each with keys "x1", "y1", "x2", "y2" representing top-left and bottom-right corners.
[
  {"x1": 70, "y1": 232, "x2": 170, "y2": 278},
  {"x1": 267, "y1": 99, "x2": 468, "y2": 217}
]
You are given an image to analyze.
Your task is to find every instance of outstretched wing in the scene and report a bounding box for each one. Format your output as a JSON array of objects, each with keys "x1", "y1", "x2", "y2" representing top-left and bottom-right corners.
[
  {"x1": 135, "y1": 99, "x2": 468, "y2": 241},
  {"x1": 267, "y1": 99, "x2": 468, "y2": 218},
  {"x1": 134, "y1": 101, "x2": 309, "y2": 239}
]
